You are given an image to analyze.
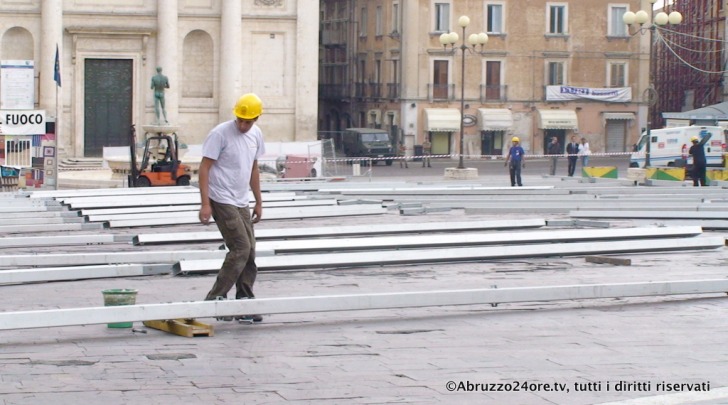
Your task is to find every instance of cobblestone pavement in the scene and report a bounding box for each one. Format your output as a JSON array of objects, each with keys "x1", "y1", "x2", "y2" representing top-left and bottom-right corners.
[{"x1": 1, "y1": 173, "x2": 727, "y2": 405}]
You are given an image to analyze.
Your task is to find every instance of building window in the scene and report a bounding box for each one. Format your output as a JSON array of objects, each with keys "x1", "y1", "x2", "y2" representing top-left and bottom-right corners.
[
  {"x1": 434, "y1": 3, "x2": 450, "y2": 33},
  {"x1": 608, "y1": 62, "x2": 627, "y2": 87},
  {"x1": 360, "y1": 7, "x2": 367, "y2": 37},
  {"x1": 392, "y1": 2, "x2": 400, "y2": 34},
  {"x1": 486, "y1": 3, "x2": 504, "y2": 34},
  {"x1": 547, "y1": 4, "x2": 567, "y2": 34},
  {"x1": 433, "y1": 60, "x2": 449, "y2": 99},
  {"x1": 609, "y1": 5, "x2": 628, "y2": 37},
  {"x1": 375, "y1": 6, "x2": 383, "y2": 36},
  {"x1": 547, "y1": 61, "x2": 565, "y2": 85},
  {"x1": 485, "y1": 60, "x2": 502, "y2": 100}
]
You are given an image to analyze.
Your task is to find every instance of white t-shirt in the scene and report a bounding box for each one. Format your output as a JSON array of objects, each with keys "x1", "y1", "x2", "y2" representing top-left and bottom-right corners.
[{"x1": 202, "y1": 120, "x2": 265, "y2": 207}]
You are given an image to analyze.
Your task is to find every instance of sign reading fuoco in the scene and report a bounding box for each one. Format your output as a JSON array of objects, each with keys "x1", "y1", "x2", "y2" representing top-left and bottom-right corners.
[{"x1": 0, "y1": 110, "x2": 46, "y2": 135}]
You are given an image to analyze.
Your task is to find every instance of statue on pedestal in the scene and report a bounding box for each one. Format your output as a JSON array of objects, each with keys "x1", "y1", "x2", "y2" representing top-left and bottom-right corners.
[{"x1": 151, "y1": 66, "x2": 169, "y2": 125}]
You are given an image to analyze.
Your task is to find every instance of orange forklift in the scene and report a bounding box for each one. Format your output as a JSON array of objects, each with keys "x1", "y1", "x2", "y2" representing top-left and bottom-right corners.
[{"x1": 128, "y1": 125, "x2": 191, "y2": 187}]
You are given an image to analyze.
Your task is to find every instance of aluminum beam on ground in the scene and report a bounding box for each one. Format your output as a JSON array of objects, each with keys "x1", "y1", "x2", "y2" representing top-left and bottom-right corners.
[
  {"x1": 26, "y1": 186, "x2": 201, "y2": 199},
  {"x1": 0, "y1": 264, "x2": 172, "y2": 284},
  {"x1": 3, "y1": 211, "x2": 80, "y2": 219},
  {"x1": 0, "y1": 206, "x2": 59, "y2": 213},
  {"x1": 2, "y1": 279, "x2": 727, "y2": 330},
  {"x1": 627, "y1": 220, "x2": 728, "y2": 231},
  {"x1": 61, "y1": 193, "x2": 305, "y2": 209},
  {"x1": 0, "y1": 249, "x2": 228, "y2": 268},
  {"x1": 570, "y1": 211, "x2": 728, "y2": 220},
  {"x1": 322, "y1": 186, "x2": 560, "y2": 196},
  {"x1": 464, "y1": 203, "x2": 727, "y2": 214},
  {"x1": 176, "y1": 236, "x2": 725, "y2": 273},
  {"x1": 83, "y1": 200, "x2": 341, "y2": 222},
  {"x1": 106, "y1": 205, "x2": 387, "y2": 228},
  {"x1": 0, "y1": 217, "x2": 86, "y2": 226},
  {"x1": 0, "y1": 234, "x2": 117, "y2": 249},
  {"x1": 132, "y1": 219, "x2": 547, "y2": 245},
  {"x1": 0, "y1": 223, "x2": 104, "y2": 234},
  {"x1": 256, "y1": 226, "x2": 704, "y2": 254}
]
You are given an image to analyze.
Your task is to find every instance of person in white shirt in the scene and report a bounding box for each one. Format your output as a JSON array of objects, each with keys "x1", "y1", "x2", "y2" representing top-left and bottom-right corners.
[
  {"x1": 578, "y1": 137, "x2": 591, "y2": 168},
  {"x1": 198, "y1": 93, "x2": 266, "y2": 323}
]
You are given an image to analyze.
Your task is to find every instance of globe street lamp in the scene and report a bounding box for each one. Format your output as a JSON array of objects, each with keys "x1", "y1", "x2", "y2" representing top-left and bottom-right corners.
[
  {"x1": 439, "y1": 16, "x2": 488, "y2": 170},
  {"x1": 623, "y1": 2, "x2": 682, "y2": 168}
]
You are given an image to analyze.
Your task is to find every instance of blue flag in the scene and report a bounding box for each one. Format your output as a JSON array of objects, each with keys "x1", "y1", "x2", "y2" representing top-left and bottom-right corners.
[{"x1": 54, "y1": 44, "x2": 61, "y2": 87}]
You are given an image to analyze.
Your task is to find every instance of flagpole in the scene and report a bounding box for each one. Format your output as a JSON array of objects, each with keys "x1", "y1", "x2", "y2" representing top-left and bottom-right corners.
[
  {"x1": 53, "y1": 44, "x2": 61, "y2": 190},
  {"x1": 54, "y1": 82, "x2": 59, "y2": 190}
]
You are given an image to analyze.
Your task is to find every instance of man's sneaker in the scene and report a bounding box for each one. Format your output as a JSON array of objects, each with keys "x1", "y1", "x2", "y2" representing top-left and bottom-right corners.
[
  {"x1": 214, "y1": 296, "x2": 233, "y2": 321},
  {"x1": 235, "y1": 314, "x2": 263, "y2": 323}
]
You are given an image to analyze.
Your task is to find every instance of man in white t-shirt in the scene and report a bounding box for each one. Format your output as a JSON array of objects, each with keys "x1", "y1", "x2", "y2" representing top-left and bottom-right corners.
[{"x1": 198, "y1": 93, "x2": 266, "y2": 323}]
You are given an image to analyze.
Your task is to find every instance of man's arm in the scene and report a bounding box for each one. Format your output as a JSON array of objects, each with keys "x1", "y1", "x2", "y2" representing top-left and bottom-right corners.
[
  {"x1": 699, "y1": 132, "x2": 712, "y2": 146},
  {"x1": 250, "y1": 160, "x2": 263, "y2": 223},
  {"x1": 198, "y1": 157, "x2": 214, "y2": 224}
]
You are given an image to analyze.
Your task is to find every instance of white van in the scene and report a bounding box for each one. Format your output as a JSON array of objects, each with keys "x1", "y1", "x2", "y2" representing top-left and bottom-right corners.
[{"x1": 630, "y1": 125, "x2": 726, "y2": 168}]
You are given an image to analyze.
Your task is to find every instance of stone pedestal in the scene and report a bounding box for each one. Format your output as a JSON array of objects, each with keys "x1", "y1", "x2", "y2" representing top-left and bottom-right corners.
[
  {"x1": 141, "y1": 124, "x2": 179, "y2": 135},
  {"x1": 444, "y1": 167, "x2": 479, "y2": 180}
]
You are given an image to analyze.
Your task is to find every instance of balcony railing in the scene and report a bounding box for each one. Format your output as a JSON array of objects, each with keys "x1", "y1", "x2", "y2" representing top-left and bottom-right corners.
[
  {"x1": 354, "y1": 82, "x2": 367, "y2": 98},
  {"x1": 386, "y1": 83, "x2": 400, "y2": 99},
  {"x1": 428, "y1": 83, "x2": 455, "y2": 101},
  {"x1": 319, "y1": 84, "x2": 351, "y2": 99},
  {"x1": 367, "y1": 83, "x2": 383, "y2": 99},
  {"x1": 480, "y1": 84, "x2": 508, "y2": 102}
]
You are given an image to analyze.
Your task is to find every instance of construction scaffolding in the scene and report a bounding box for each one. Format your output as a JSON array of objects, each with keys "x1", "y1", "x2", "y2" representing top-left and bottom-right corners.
[{"x1": 653, "y1": 0, "x2": 726, "y2": 127}]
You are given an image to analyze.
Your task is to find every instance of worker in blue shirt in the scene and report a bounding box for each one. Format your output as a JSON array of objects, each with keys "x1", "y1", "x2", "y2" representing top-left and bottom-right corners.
[{"x1": 504, "y1": 136, "x2": 525, "y2": 186}]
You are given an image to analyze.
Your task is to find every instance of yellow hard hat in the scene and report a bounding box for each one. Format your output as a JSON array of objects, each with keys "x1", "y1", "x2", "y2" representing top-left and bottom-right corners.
[
  {"x1": 233, "y1": 93, "x2": 263, "y2": 120},
  {"x1": 512, "y1": 136, "x2": 520, "y2": 143},
  {"x1": 690, "y1": 136, "x2": 699, "y2": 142}
]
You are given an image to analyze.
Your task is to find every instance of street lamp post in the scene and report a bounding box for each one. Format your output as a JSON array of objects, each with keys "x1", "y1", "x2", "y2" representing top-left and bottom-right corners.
[
  {"x1": 623, "y1": 2, "x2": 682, "y2": 168},
  {"x1": 439, "y1": 16, "x2": 488, "y2": 170}
]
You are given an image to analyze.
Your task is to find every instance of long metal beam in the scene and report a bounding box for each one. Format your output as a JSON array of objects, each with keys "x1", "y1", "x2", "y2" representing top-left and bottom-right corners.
[
  {"x1": 0, "y1": 249, "x2": 230, "y2": 268},
  {"x1": 0, "y1": 234, "x2": 117, "y2": 249},
  {"x1": 1, "y1": 279, "x2": 726, "y2": 330},
  {"x1": 256, "y1": 226, "x2": 704, "y2": 253},
  {"x1": 0, "y1": 264, "x2": 172, "y2": 284},
  {"x1": 176, "y1": 236, "x2": 726, "y2": 273},
  {"x1": 106, "y1": 205, "x2": 387, "y2": 228},
  {"x1": 26, "y1": 185, "x2": 201, "y2": 199},
  {"x1": 0, "y1": 223, "x2": 104, "y2": 234},
  {"x1": 132, "y1": 219, "x2": 547, "y2": 245},
  {"x1": 79, "y1": 199, "x2": 339, "y2": 218},
  {"x1": 60, "y1": 193, "x2": 304, "y2": 209},
  {"x1": 83, "y1": 200, "x2": 340, "y2": 222},
  {"x1": 571, "y1": 210, "x2": 728, "y2": 220},
  {"x1": 1, "y1": 217, "x2": 85, "y2": 226}
]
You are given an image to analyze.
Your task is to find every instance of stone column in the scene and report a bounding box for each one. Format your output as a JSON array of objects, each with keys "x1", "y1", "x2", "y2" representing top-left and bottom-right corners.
[
  {"x1": 40, "y1": 1, "x2": 63, "y2": 114},
  {"x1": 400, "y1": 0, "x2": 419, "y2": 141},
  {"x1": 157, "y1": 0, "x2": 178, "y2": 124},
  {"x1": 219, "y1": 0, "x2": 242, "y2": 119},
  {"x1": 294, "y1": 0, "x2": 319, "y2": 140}
]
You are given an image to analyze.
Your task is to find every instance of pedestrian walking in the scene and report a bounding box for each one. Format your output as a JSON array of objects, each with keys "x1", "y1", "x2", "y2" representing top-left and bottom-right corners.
[
  {"x1": 504, "y1": 136, "x2": 525, "y2": 186},
  {"x1": 198, "y1": 93, "x2": 266, "y2": 323},
  {"x1": 566, "y1": 135, "x2": 579, "y2": 176},
  {"x1": 422, "y1": 139, "x2": 432, "y2": 167},
  {"x1": 547, "y1": 136, "x2": 561, "y2": 175},
  {"x1": 398, "y1": 142, "x2": 408, "y2": 168}
]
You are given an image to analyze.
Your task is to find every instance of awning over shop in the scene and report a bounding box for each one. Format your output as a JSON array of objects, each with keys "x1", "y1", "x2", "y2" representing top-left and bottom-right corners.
[
  {"x1": 477, "y1": 108, "x2": 513, "y2": 130},
  {"x1": 424, "y1": 108, "x2": 460, "y2": 132},
  {"x1": 603, "y1": 112, "x2": 635, "y2": 120},
  {"x1": 537, "y1": 109, "x2": 578, "y2": 130}
]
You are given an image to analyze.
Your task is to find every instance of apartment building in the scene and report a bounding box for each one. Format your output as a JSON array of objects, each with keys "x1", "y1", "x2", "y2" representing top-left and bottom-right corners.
[{"x1": 319, "y1": 0, "x2": 661, "y2": 158}]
